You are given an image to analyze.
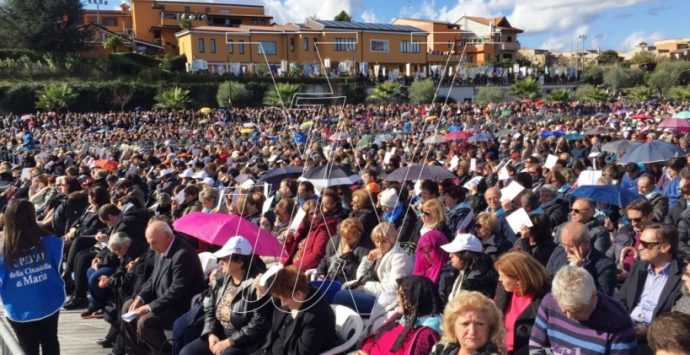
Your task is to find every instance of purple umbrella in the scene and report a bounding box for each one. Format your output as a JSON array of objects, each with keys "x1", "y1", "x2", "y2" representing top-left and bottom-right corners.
[{"x1": 385, "y1": 165, "x2": 456, "y2": 182}]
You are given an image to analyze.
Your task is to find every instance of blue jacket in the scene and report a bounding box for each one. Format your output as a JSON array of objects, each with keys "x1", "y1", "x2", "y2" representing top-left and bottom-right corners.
[
  {"x1": 0, "y1": 235, "x2": 65, "y2": 322},
  {"x1": 662, "y1": 176, "x2": 682, "y2": 209}
]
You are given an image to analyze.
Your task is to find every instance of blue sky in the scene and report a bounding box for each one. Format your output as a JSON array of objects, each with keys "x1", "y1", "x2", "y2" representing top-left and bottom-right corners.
[{"x1": 85, "y1": 0, "x2": 688, "y2": 52}]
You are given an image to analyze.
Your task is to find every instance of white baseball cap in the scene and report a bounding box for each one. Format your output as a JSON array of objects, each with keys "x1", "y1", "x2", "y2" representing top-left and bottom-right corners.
[
  {"x1": 179, "y1": 169, "x2": 194, "y2": 179},
  {"x1": 441, "y1": 233, "x2": 483, "y2": 253},
  {"x1": 202, "y1": 177, "x2": 215, "y2": 186},
  {"x1": 192, "y1": 170, "x2": 208, "y2": 180},
  {"x1": 213, "y1": 236, "x2": 253, "y2": 259},
  {"x1": 159, "y1": 169, "x2": 172, "y2": 178}
]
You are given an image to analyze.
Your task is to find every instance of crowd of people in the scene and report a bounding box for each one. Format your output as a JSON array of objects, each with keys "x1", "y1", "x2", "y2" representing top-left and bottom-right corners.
[{"x1": 1, "y1": 98, "x2": 690, "y2": 355}]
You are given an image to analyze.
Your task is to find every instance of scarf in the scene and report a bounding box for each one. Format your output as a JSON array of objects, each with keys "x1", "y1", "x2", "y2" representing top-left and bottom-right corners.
[
  {"x1": 383, "y1": 203, "x2": 404, "y2": 223},
  {"x1": 398, "y1": 314, "x2": 442, "y2": 334}
]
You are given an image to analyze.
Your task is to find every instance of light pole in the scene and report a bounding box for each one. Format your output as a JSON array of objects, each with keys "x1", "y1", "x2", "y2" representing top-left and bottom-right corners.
[
  {"x1": 577, "y1": 34, "x2": 587, "y2": 79},
  {"x1": 86, "y1": 0, "x2": 109, "y2": 25}
]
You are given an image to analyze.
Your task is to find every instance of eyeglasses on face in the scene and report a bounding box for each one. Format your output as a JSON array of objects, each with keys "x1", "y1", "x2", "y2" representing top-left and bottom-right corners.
[
  {"x1": 570, "y1": 208, "x2": 590, "y2": 214},
  {"x1": 639, "y1": 240, "x2": 662, "y2": 249},
  {"x1": 422, "y1": 210, "x2": 432, "y2": 217},
  {"x1": 628, "y1": 217, "x2": 645, "y2": 223}
]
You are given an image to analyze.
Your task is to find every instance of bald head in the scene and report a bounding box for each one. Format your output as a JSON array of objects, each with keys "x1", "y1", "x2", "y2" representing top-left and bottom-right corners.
[{"x1": 145, "y1": 220, "x2": 174, "y2": 254}]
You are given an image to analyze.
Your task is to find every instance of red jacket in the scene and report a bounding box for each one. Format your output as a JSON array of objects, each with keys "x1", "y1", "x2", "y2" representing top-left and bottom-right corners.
[{"x1": 283, "y1": 212, "x2": 340, "y2": 270}]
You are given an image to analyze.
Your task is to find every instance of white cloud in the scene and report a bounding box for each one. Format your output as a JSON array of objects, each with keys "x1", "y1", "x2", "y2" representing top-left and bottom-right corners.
[
  {"x1": 360, "y1": 10, "x2": 379, "y2": 23},
  {"x1": 619, "y1": 31, "x2": 664, "y2": 51},
  {"x1": 538, "y1": 25, "x2": 590, "y2": 51},
  {"x1": 261, "y1": 0, "x2": 364, "y2": 24}
]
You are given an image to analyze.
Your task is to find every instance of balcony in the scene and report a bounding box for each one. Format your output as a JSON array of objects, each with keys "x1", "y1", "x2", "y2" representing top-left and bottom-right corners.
[{"x1": 500, "y1": 42, "x2": 520, "y2": 51}]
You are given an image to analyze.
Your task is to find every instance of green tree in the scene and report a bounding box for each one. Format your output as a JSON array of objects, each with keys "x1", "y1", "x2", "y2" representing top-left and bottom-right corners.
[
  {"x1": 629, "y1": 51, "x2": 657, "y2": 67},
  {"x1": 646, "y1": 69, "x2": 675, "y2": 97},
  {"x1": 474, "y1": 87, "x2": 505, "y2": 104},
  {"x1": 0, "y1": 0, "x2": 88, "y2": 53},
  {"x1": 669, "y1": 86, "x2": 690, "y2": 102},
  {"x1": 334, "y1": 10, "x2": 352, "y2": 22},
  {"x1": 263, "y1": 83, "x2": 301, "y2": 106},
  {"x1": 216, "y1": 81, "x2": 249, "y2": 107},
  {"x1": 153, "y1": 87, "x2": 190, "y2": 109},
  {"x1": 625, "y1": 86, "x2": 653, "y2": 103},
  {"x1": 179, "y1": 18, "x2": 192, "y2": 30},
  {"x1": 339, "y1": 80, "x2": 366, "y2": 104},
  {"x1": 603, "y1": 67, "x2": 632, "y2": 92},
  {"x1": 408, "y1": 79, "x2": 435, "y2": 104},
  {"x1": 36, "y1": 83, "x2": 77, "y2": 111},
  {"x1": 510, "y1": 77, "x2": 541, "y2": 99},
  {"x1": 548, "y1": 88, "x2": 571, "y2": 103},
  {"x1": 367, "y1": 81, "x2": 404, "y2": 103},
  {"x1": 582, "y1": 66, "x2": 604, "y2": 85},
  {"x1": 597, "y1": 50, "x2": 622, "y2": 65},
  {"x1": 574, "y1": 84, "x2": 608, "y2": 103},
  {"x1": 103, "y1": 35, "x2": 124, "y2": 53}
]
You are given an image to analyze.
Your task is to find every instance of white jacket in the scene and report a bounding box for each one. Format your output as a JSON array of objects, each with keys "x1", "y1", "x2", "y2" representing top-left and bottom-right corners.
[{"x1": 356, "y1": 243, "x2": 414, "y2": 297}]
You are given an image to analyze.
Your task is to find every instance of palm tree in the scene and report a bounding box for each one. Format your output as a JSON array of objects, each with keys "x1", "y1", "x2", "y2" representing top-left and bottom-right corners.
[
  {"x1": 368, "y1": 81, "x2": 403, "y2": 103},
  {"x1": 103, "y1": 35, "x2": 125, "y2": 53},
  {"x1": 669, "y1": 86, "x2": 690, "y2": 102},
  {"x1": 510, "y1": 77, "x2": 542, "y2": 99},
  {"x1": 548, "y1": 88, "x2": 571, "y2": 103},
  {"x1": 36, "y1": 83, "x2": 77, "y2": 112},
  {"x1": 153, "y1": 87, "x2": 191, "y2": 109},
  {"x1": 574, "y1": 84, "x2": 608, "y2": 103},
  {"x1": 626, "y1": 86, "x2": 653, "y2": 103},
  {"x1": 263, "y1": 83, "x2": 301, "y2": 106}
]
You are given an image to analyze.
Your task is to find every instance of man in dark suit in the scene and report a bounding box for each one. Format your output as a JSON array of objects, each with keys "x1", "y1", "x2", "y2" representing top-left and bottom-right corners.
[
  {"x1": 615, "y1": 224, "x2": 684, "y2": 353},
  {"x1": 122, "y1": 219, "x2": 205, "y2": 355},
  {"x1": 547, "y1": 221, "x2": 617, "y2": 296}
]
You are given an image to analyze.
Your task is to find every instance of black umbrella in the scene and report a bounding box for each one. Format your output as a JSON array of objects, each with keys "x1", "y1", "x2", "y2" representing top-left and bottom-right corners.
[
  {"x1": 300, "y1": 165, "x2": 362, "y2": 189},
  {"x1": 258, "y1": 166, "x2": 304, "y2": 190},
  {"x1": 385, "y1": 165, "x2": 456, "y2": 182}
]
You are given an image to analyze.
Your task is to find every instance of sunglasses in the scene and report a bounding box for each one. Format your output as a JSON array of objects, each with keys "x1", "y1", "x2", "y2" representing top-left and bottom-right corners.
[
  {"x1": 570, "y1": 208, "x2": 590, "y2": 214},
  {"x1": 628, "y1": 217, "x2": 644, "y2": 223},
  {"x1": 422, "y1": 211, "x2": 432, "y2": 217},
  {"x1": 639, "y1": 240, "x2": 662, "y2": 249}
]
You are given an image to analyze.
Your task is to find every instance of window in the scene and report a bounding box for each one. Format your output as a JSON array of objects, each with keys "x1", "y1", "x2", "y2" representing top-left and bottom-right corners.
[
  {"x1": 303, "y1": 38, "x2": 309, "y2": 51},
  {"x1": 184, "y1": 6, "x2": 191, "y2": 12},
  {"x1": 239, "y1": 40, "x2": 245, "y2": 54},
  {"x1": 257, "y1": 41, "x2": 277, "y2": 55},
  {"x1": 400, "y1": 41, "x2": 420, "y2": 53},
  {"x1": 313, "y1": 38, "x2": 318, "y2": 50},
  {"x1": 370, "y1": 39, "x2": 389, "y2": 53},
  {"x1": 335, "y1": 38, "x2": 356, "y2": 52},
  {"x1": 227, "y1": 40, "x2": 233, "y2": 53},
  {"x1": 198, "y1": 38, "x2": 205, "y2": 53},
  {"x1": 289, "y1": 38, "x2": 295, "y2": 52},
  {"x1": 507, "y1": 36, "x2": 513, "y2": 42},
  {"x1": 163, "y1": 12, "x2": 177, "y2": 20},
  {"x1": 210, "y1": 39, "x2": 216, "y2": 53},
  {"x1": 102, "y1": 17, "x2": 117, "y2": 26}
]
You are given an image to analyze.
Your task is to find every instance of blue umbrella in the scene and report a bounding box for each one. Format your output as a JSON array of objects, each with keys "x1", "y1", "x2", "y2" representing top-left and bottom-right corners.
[
  {"x1": 259, "y1": 166, "x2": 304, "y2": 190},
  {"x1": 568, "y1": 185, "x2": 642, "y2": 207},
  {"x1": 385, "y1": 165, "x2": 456, "y2": 182},
  {"x1": 467, "y1": 132, "x2": 494, "y2": 143},
  {"x1": 565, "y1": 133, "x2": 585, "y2": 141},
  {"x1": 619, "y1": 141, "x2": 686, "y2": 164}
]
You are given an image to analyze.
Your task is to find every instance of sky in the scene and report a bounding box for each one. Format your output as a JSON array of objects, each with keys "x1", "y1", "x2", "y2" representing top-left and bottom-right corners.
[{"x1": 85, "y1": 0, "x2": 688, "y2": 52}]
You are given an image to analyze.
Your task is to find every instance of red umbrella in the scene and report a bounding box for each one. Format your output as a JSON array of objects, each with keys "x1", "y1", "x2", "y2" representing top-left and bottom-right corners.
[
  {"x1": 94, "y1": 159, "x2": 118, "y2": 172},
  {"x1": 521, "y1": 99, "x2": 533, "y2": 104},
  {"x1": 632, "y1": 113, "x2": 651, "y2": 120},
  {"x1": 534, "y1": 100, "x2": 545, "y2": 106},
  {"x1": 443, "y1": 131, "x2": 472, "y2": 141},
  {"x1": 173, "y1": 212, "x2": 285, "y2": 257}
]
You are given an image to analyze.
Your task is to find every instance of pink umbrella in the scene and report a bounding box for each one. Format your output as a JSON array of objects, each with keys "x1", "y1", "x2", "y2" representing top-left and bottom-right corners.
[
  {"x1": 173, "y1": 212, "x2": 285, "y2": 257},
  {"x1": 443, "y1": 131, "x2": 472, "y2": 141},
  {"x1": 659, "y1": 118, "x2": 690, "y2": 131},
  {"x1": 632, "y1": 113, "x2": 651, "y2": 120}
]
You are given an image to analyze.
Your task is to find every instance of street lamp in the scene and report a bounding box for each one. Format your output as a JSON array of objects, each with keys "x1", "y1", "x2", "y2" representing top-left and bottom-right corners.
[
  {"x1": 577, "y1": 34, "x2": 587, "y2": 79},
  {"x1": 86, "y1": 0, "x2": 109, "y2": 25}
]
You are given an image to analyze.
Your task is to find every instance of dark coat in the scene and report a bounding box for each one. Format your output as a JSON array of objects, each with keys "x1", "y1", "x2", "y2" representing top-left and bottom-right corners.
[
  {"x1": 137, "y1": 236, "x2": 207, "y2": 328},
  {"x1": 494, "y1": 284, "x2": 548, "y2": 355},
  {"x1": 405, "y1": 220, "x2": 453, "y2": 248},
  {"x1": 614, "y1": 259, "x2": 684, "y2": 320},
  {"x1": 482, "y1": 233, "x2": 513, "y2": 262},
  {"x1": 254, "y1": 288, "x2": 338, "y2": 355},
  {"x1": 315, "y1": 235, "x2": 371, "y2": 282},
  {"x1": 440, "y1": 252, "x2": 498, "y2": 303},
  {"x1": 554, "y1": 218, "x2": 611, "y2": 254},
  {"x1": 74, "y1": 209, "x2": 107, "y2": 239},
  {"x1": 512, "y1": 238, "x2": 557, "y2": 267},
  {"x1": 446, "y1": 204, "x2": 474, "y2": 235},
  {"x1": 664, "y1": 196, "x2": 688, "y2": 226},
  {"x1": 648, "y1": 192, "x2": 669, "y2": 223},
  {"x1": 546, "y1": 246, "x2": 617, "y2": 296},
  {"x1": 108, "y1": 243, "x2": 154, "y2": 299},
  {"x1": 52, "y1": 190, "x2": 89, "y2": 236},
  {"x1": 541, "y1": 197, "x2": 569, "y2": 229},
  {"x1": 431, "y1": 342, "x2": 500, "y2": 355},
  {"x1": 201, "y1": 266, "x2": 273, "y2": 353},
  {"x1": 391, "y1": 205, "x2": 419, "y2": 244},
  {"x1": 349, "y1": 207, "x2": 379, "y2": 242}
]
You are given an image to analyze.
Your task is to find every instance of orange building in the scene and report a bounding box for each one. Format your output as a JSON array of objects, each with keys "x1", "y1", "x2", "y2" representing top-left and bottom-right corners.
[{"x1": 456, "y1": 16, "x2": 523, "y2": 64}]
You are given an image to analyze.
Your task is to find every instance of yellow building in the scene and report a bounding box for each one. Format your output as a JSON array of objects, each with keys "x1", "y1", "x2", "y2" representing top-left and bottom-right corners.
[{"x1": 176, "y1": 19, "x2": 428, "y2": 78}]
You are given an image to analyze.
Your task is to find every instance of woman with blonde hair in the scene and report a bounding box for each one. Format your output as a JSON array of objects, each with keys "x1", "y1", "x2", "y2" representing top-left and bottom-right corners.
[
  {"x1": 494, "y1": 252, "x2": 549, "y2": 354},
  {"x1": 406, "y1": 199, "x2": 452, "y2": 251},
  {"x1": 413, "y1": 199, "x2": 450, "y2": 284},
  {"x1": 432, "y1": 291, "x2": 505, "y2": 355}
]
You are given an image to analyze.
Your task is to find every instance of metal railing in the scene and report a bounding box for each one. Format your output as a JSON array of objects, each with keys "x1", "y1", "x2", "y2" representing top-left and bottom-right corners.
[{"x1": 0, "y1": 319, "x2": 23, "y2": 355}]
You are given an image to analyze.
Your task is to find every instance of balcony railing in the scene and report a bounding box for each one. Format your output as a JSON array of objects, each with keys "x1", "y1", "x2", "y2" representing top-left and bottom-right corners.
[{"x1": 501, "y1": 42, "x2": 520, "y2": 51}]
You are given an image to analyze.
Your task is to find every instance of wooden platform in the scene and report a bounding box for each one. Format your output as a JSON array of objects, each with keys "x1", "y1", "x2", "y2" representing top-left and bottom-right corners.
[{"x1": 0, "y1": 308, "x2": 111, "y2": 355}]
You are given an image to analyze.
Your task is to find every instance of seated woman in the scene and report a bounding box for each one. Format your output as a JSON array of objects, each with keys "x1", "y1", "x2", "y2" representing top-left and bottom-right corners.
[
  {"x1": 513, "y1": 214, "x2": 557, "y2": 266},
  {"x1": 172, "y1": 184, "x2": 202, "y2": 219},
  {"x1": 413, "y1": 200, "x2": 450, "y2": 284},
  {"x1": 405, "y1": 199, "x2": 453, "y2": 251},
  {"x1": 253, "y1": 266, "x2": 338, "y2": 354},
  {"x1": 283, "y1": 189, "x2": 341, "y2": 270},
  {"x1": 311, "y1": 217, "x2": 371, "y2": 301},
  {"x1": 431, "y1": 290, "x2": 506, "y2": 355},
  {"x1": 332, "y1": 222, "x2": 414, "y2": 317},
  {"x1": 357, "y1": 275, "x2": 443, "y2": 355},
  {"x1": 440, "y1": 233, "x2": 498, "y2": 302},
  {"x1": 349, "y1": 189, "x2": 379, "y2": 243},
  {"x1": 473, "y1": 212, "x2": 512, "y2": 261},
  {"x1": 494, "y1": 251, "x2": 550, "y2": 355},
  {"x1": 199, "y1": 187, "x2": 220, "y2": 213},
  {"x1": 180, "y1": 236, "x2": 271, "y2": 355}
]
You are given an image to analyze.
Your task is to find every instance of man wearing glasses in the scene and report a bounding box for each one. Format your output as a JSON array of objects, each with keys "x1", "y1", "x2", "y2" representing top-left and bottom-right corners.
[
  {"x1": 615, "y1": 224, "x2": 684, "y2": 350},
  {"x1": 608, "y1": 200, "x2": 655, "y2": 278},
  {"x1": 547, "y1": 221, "x2": 617, "y2": 296},
  {"x1": 554, "y1": 198, "x2": 611, "y2": 253}
]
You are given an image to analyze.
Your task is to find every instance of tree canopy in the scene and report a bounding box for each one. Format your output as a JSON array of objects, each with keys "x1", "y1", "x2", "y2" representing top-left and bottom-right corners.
[
  {"x1": 334, "y1": 10, "x2": 352, "y2": 22},
  {"x1": 0, "y1": 0, "x2": 88, "y2": 53}
]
